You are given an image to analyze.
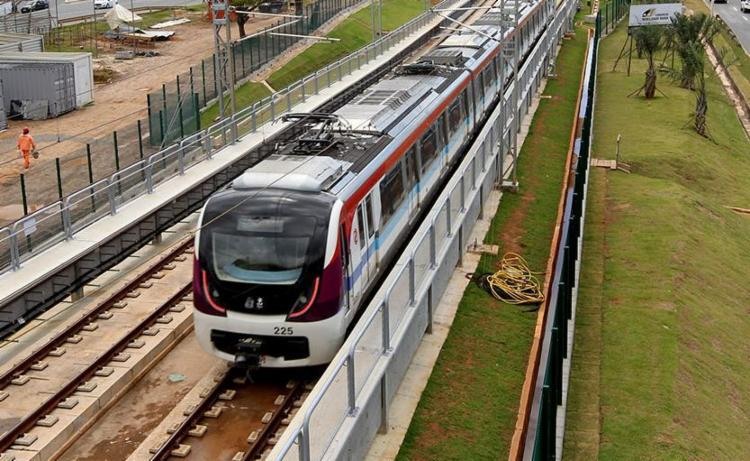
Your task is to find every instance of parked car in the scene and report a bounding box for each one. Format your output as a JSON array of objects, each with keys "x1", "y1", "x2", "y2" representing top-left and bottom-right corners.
[
  {"x1": 741, "y1": 0, "x2": 750, "y2": 13},
  {"x1": 258, "y1": 1, "x2": 285, "y2": 13},
  {"x1": 18, "y1": 0, "x2": 48, "y2": 13},
  {"x1": 93, "y1": 0, "x2": 115, "y2": 9}
]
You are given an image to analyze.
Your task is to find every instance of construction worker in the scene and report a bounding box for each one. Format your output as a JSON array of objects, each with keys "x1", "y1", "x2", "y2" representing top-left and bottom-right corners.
[{"x1": 17, "y1": 127, "x2": 36, "y2": 170}]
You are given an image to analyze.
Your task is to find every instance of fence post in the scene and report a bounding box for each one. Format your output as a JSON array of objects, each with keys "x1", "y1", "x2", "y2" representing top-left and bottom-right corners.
[
  {"x1": 194, "y1": 93, "x2": 201, "y2": 132},
  {"x1": 201, "y1": 59, "x2": 208, "y2": 105},
  {"x1": 113, "y1": 130, "x2": 120, "y2": 171},
  {"x1": 176, "y1": 74, "x2": 185, "y2": 139},
  {"x1": 159, "y1": 110, "x2": 166, "y2": 145},
  {"x1": 55, "y1": 158, "x2": 63, "y2": 200},
  {"x1": 19, "y1": 173, "x2": 28, "y2": 216},
  {"x1": 137, "y1": 119, "x2": 144, "y2": 159},
  {"x1": 162, "y1": 83, "x2": 168, "y2": 120},
  {"x1": 147, "y1": 93, "x2": 153, "y2": 142},
  {"x1": 86, "y1": 143, "x2": 95, "y2": 212}
]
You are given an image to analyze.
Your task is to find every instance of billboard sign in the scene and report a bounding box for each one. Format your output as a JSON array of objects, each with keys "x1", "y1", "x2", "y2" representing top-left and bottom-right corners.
[{"x1": 628, "y1": 3, "x2": 683, "y2": 27}]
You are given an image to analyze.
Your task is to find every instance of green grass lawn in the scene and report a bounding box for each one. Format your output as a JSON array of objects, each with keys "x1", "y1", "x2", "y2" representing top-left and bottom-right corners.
[
  {"x1": 266, "y1": 0, "x2": 425, "y2": 90},
  {"x1": 396, "y1": 18, "x2": 590, "y2": 461},
  {"x1": 564, "y1": 19, "x2": 750, "y2": 461},
  {"x1": 200, "y1": 82, "x2": 272, "y2": 126},
  {"x1": 199, "y1": 0, "x2": 426, "y2": 127}
]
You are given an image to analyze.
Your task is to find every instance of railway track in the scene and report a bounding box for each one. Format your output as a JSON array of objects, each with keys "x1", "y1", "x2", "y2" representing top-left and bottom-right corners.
[
  {"x1": 0, "y1": 237, "x2": 196, "y2": 457},
  {"x1": 150, "y1": 369, "x2": 316, "y2": 460}
]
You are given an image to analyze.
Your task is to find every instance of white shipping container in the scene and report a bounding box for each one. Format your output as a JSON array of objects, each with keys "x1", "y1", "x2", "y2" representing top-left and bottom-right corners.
[{"x1": 0, "y1": 52, "x2": 93, "y2": 107}]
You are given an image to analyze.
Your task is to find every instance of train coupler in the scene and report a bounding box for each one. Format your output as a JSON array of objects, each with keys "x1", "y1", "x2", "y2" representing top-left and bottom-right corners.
[{"x1": 235, "y1": 337, "x2": 263, "y2": 370}]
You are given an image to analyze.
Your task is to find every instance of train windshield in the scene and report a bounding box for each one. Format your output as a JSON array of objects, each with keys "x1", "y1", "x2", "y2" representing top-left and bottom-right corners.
[
  {"x1": 198, "y1": 189, "x2": 335, "y2": 315},
  {"x1": 211, "y1": 215, "x2": 316, "y2": 285}
]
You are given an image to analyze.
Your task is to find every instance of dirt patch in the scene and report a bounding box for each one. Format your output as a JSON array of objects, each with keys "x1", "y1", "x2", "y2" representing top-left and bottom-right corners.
[
  {"x1": 499, "y1": 192, "x2": 537, "y2": 255},
  {"x1": 0, "y1": 12, "x2": 277, "y2": 174},
  {"x1": 93, "y1": 64, "x2": 119, "y2": 84}
]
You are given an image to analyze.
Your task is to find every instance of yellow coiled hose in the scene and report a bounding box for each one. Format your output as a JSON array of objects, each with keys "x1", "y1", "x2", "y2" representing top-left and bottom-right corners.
[{"x1": 479, "y1": 253, "x2": 545, "y2": 305}]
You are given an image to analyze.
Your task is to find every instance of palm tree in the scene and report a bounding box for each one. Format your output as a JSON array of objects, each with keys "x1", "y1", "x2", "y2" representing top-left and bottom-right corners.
[
  {"x1": 666, "y1": 13, "x2": 718, "y2": 90},
  {"x1": 662, "y1": 13, "x2": 719, "y2": 137},
  {"x1": 633, "y1": 26, "x2": 663, "y2": 99},
  {"x1": 690, "y1": 43, "x2": 710, "y2": 137}
]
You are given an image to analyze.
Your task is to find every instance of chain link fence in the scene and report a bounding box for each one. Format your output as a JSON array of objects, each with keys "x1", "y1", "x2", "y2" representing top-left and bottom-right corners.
[
  {"x1": 0, "y1": 9, "x2": 57, "y2": 35},
  {"x1": 147, "y1": 0, "x2": 361, "y2": 146}
]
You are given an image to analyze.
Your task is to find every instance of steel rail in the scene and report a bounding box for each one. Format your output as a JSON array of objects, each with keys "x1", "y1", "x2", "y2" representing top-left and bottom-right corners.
[
  {"x1": 242, "y1": 381, "x2": 306, "y2": 461},
  {"x1": 150, "y1": 374, "x2": 307, "y2": 460},
  {"x1": 0, "y1": 237, "x2": 193, "y2": 390}
]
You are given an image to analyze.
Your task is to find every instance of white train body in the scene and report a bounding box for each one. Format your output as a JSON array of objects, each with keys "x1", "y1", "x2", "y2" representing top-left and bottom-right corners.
[{"x1": 193, "y1": 0, "x2": 555, "y2": 367}]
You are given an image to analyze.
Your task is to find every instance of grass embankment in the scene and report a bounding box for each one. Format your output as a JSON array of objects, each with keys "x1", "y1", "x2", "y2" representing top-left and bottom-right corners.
[
  {"x1": 201, "y1": 0, "x2": 426, "y2": 126},
  {"x1": 395, "y1": 19, "x2": 589, "y2": 460},
  {"x1": 564, "y1": 19, "x2": 750, "y2": 460}
]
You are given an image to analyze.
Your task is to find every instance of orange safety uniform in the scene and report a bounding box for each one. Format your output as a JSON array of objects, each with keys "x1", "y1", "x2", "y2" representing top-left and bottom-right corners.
[{"x1": 17, "y1": 134, "x2": 36, "y2": 169}]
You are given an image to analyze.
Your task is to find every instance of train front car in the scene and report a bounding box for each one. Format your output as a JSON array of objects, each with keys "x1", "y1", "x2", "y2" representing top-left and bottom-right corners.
[{"x1": 193, "y1": 181, "x2": 346, "y2": 368}]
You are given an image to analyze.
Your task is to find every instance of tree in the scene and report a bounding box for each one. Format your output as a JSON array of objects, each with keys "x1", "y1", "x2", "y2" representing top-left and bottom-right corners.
[
  {"x1": 233, "y1": 0, "x2": 264, "y2": 38},
  {"x1": 662, "y1": 13, "x2": 720, "y2": 137},
  {"x1": 666, "y1": 13, "x2": 718, "y2": 90},
  {"x1": 633, "y1": 26, "x2": 663, "y2": 99},
  {"x1": 688, "y1": 43, "x2": 710, "y2": 137}
]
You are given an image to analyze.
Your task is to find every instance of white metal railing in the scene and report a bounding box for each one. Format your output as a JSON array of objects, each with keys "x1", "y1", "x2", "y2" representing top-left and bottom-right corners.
[
  {"x1": 0, "y1": 0, "x2": 463, "y2": 276},
  {"x1": 271, "y1": 0, "x2": 576, "y2": 458}
]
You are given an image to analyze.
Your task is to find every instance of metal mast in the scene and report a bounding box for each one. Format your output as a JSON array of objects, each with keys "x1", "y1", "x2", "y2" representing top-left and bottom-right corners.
[{"x1": 511, "y1": 0, "x2": 520, "y2": 189}]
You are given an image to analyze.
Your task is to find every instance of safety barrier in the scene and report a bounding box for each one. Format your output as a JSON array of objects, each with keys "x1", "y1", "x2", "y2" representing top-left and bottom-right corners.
[
  {"x1": 0, "y1": 0, "x2": 462, "y2": 277},
  {"x1": 269, "y1": 0, "x2": 577, "y2": 458},
  {"x1": 520, "y1": 2, "x2": 628, "y2": 459}
]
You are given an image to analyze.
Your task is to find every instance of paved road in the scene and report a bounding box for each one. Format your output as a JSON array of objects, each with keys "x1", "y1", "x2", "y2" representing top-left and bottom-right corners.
[
  {"x1": 50, "y1": 0, "x2": 201, "y2": 21},
  {"x1": 709, "y1": 0, "x2": 750, "y2": 54}
]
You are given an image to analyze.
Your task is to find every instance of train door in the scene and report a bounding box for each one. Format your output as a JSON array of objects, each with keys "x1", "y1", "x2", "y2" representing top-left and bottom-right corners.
[
  {"x1": 362, "y1": 195, "x2": 378, "y2": 277},
  {"x1": 350, "y1": 205, "x2": 368, "y2": 305},
  {"x1": 404, "y1": 148, "x2": 419, "y2": 217}
]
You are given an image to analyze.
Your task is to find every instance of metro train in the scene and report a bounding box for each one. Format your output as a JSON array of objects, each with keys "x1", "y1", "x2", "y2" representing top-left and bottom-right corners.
[{"x1": 193, "y1": 0, "x2": 555, "y2": 367}]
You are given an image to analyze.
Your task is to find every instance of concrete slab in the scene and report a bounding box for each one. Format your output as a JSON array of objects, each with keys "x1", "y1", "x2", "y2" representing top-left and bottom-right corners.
[
  {"x1": 9, "y1": 413, "x2": 80, "y2": 461},
  {"x1": 0, "y1": 449, "x2": 40, "y2": 461},
  {"x1": 0, "y1": 217, "x2": 197, "y2": 376}
]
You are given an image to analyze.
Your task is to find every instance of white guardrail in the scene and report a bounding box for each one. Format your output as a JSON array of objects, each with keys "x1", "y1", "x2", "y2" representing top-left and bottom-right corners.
[
  {"x1": 0, "y1": 0, "x2": 466, "y2": 275},
  {"x1": 270, "y1": 0, "x2": 576, "y2": 459}
]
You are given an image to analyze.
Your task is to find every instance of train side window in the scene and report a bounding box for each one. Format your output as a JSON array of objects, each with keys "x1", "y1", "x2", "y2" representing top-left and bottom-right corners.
[
  {"x1": 460, "y1": 90, "x2": 469, "y2": 119},
  {"x1": 419, "y1": 127, "x2": 438, "y2": 174},
  {"x1": 483, "y1": 66, "x2": 494, "y2": 93},
  {"x1": 380, "y1": 163, "x2": 405, "y2": 225},
  {"x1": 365, "y1": 196, "x2": 375, "y2": 238},
  {"x1": 404, "y1": 147, "x2": 418, "y2": 186},
  {"x1": 448, "y1": 100, "x2": 461, "y2": 135},
  {"x1": 356, "y1": 206, "x2": 366, "y2": 250},
  {"x1": 340, "y1": 224, "x2": 349, "y2": 270},
  {"x1": 440, "y1": 112, "x2": 449, "y2": 145}
]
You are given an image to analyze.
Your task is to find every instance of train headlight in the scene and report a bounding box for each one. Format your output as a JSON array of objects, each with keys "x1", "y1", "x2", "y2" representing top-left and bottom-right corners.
[
  {"x1": 287, "y1": 277, "x2": 320, "y2": 320},
  {"x1": 193, "y1": 258, "x2": 227, "y2": 317}
]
